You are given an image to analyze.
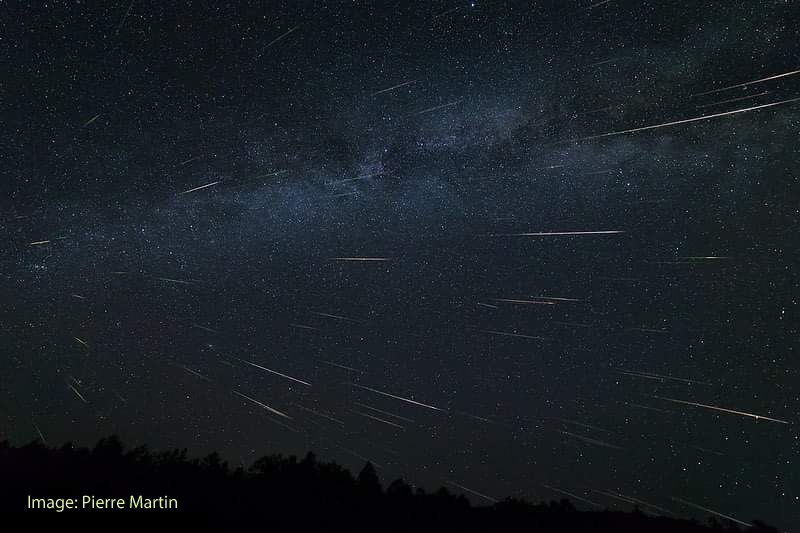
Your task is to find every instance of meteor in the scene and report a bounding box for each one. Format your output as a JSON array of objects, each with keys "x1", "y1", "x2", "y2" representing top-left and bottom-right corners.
[
  {"x1": 371, "y1": 80, "x2": 417, "y2": 96},
  {"x1": 311, "y1": 312, "x2": 360, "y2": 322},
  {"x1": 696, "y1": 91, "x2": 769, "y2": 109},
  {"x1": 593, "y1": 489, "x2": 671, "y2": 515},
  {"x1": 258, "y1": 26, "x2": 299, "y2": 52},
  {"x1": 332, "y1": 257, "x2": 390, "y2": 262},
  {"x1": 445, "y1": 481, "x2": 498, "y2": 504},
  {"x1": 233, "y1": 390, "x2": 291, "y2": 420},
  {"x1": 29, "y1": 240, "x2": 51, "y2": 246},
  {"x1": 672, "y1": 497, "x2": 751, "y2": 527},
  {"x1": 571, "y1": 97, "x2": 800, "y2": 142},
  {"x1": 67, "y1": 383, "x2": 88, "y2": 404},
  {"x1": 190, "y1": 323, "x2": 218, "y2": 333},
  {"x1": 319, "y1": 360, "x2": 364, "y2": 373},
  {"x1": 250, "y1": 169, "x2": 288, "y2": 179},
  {"x1": 155, "y1": 277, "x2": 193, "y2": 285},
  {"x1": 691, "y1": 68, "x2": 800, "y2": 97},
  {"x1": 33, "y1": 421, "x2": 47, "y2": 444},
  {"x1": 74, "y1": 337, "x2": 89, "y2": 348},
  {"x1": 82, "y1": 114, "x2": 101, "y2": 128},
  {"x1": 560, "y1": 430, "x2": 623, "y2": 450},
  {"x1": 180, "y1": 366, "x2": 210, "y2": 381},
  {"x1": 354, "y1": 402, "x2": 415, "y2": 423},
  {"x1": 350, "y1": 383, "x2": 444, "y2": 412},
  {"x1": 617, "y1": 369, "x2": 709, "y2": 386},
  {"x1": 180, "y1": 180, "x2": 221, "y2": 195},
  {"x1": 353, "y1": 410, "x2": 405, "y2": 430},
  {"x1": 416, "y1": 100, "x2": 462, "y2": 115},
  {"x1": 490, "y1": 230, "x2": 625, "y2": 237},
  {"x1": 293, "y1": 404, "x2": 345, "y2": 426},
  {"x1": 481, "y1": 329, "x2": 549, "y2": 341},
  {"x1": 543, "y1": 485, "x2": 603, "y2": 508},
  {"x1": 177, "y1": 155, "x2": 202, "y2": 166},
  {"x1": 492, "y1": 298, "x2": 556, "y2": 305},
  {"x1": 234, "y1": 357, "x2": 312, "y2": 387},
  {"x1": 653, "y1": 395, "x2": 790, "y2": 424},
  {"x1": 327, "y1": 171, "x2": 385, "y2": 185}
]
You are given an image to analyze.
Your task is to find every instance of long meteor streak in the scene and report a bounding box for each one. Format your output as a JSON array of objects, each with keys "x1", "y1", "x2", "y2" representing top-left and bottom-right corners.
[
  {"x1": 491, "y1": 230, "x2": 625, "y2": 237},
  {"x1": 371, "y1": 80, "x2": 417, "y2": 96},
  {"x1": 543, "y1": 485, "x2": 603, "y2": 509},
  {"x1": 67, "y1": 383, "x2": 88, "y2": 404},
  {"x1": 353, "y1": 410, "x2": 405, "y2": 429},
  {"x1": 180, "y1": 181, "x2": 221, "y2": 195},
  {"x1": 234, "y1": 357, "x2": 312, "y2": 387},
  {"x1": 654, "y1": 396, "x2": 789, "y2": 424},
  {"x1": 233, "y1": 390, "x2": 291, "y2": 420},
  {"x1": 481, "y1": 329, "x2": 549, "y2": 341},
  {"x1": 332, "y1": 257, "x2": 390, "y2": 262},
  {"x1": 691, "y1": 68, "x2": 800, "y2": 97},
  {"x1": 672, "y1": 497, "x2": 752, "y2": 527},
  {"x1": 572, "y1": 97, "x2": 800, "y2": 142},
  {"x1": 350, "y1": 383, "x2": 444, "y2": 411},
  {"x1": 446, "y1": 481, "x2": 498, "y2": 503}
]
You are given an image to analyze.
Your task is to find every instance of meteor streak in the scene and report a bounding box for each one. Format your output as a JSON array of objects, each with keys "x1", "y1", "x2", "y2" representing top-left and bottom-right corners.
[
  {"x1": 560, "y1": 430, "x2": 623, "y2": 450},
  {"x1": 234, "y1": 357, "x2": 312, "y2": 387},
  {"x1": 350, "y1": 383, "x2": 444, "y2": 412},
  {"x1": 672, "y1": 497, "x2": 752, "y2": 527},
  {"x1": 332, "y1": 257, "x2": 390, "y2": 262},
  {"x1": 311, "y1": 312, "x2": 360, "y2": 322},
  {"x1": 155, "y1": 277, "x2": 193, "y2": 285},
  {"x1": 258, "y1": 26, "x2": 299, "y2": 52},
  {"x1": 33, "y1": 421, "x2": 47, "y2": 444},
  {"x1": 490, "y1": 230, "x2": 625, "y2": 237},
  {"x1": 319, "y1": 360, "x2": 364, "y2": 373},
  {"x1": 492, "y1": 298, "x2": 556, "y2": 305},
  {"x1": 654, "y1": 396, "x2": 790, "y2": 424},
  {"x1": 543, "y1": 485, "x2": 603, "y2": 508},
  {"x1": 294, "y1": 404, "x2": 345, "y2": 425},
  {"x1": 233, "y1": 390, "x2": 291, "y2": 420},
  {"x1": 572, "y1": 97, "x2": 800, "y2": 142},
  {"x1": 371, "y1": 80, "x2": 417, "y2": 96},
  {"x1": 29, "y1": 240, "x2": 51, "y2": 246},
  {"x1": 691, "y1": 68, "x2": 800, "y2": 97},
  {"x1": 191, "y1": 323, "x2": 218, "y2": 333},
  {"x1": 354, "y1": 402, "x2": 415, "y2": 423},
  {"x1": 416, "y1": 100, "x2": 462, "y2": 115},
  {"x1": 617, "y1": 369, "x2": 709, "y2": 386},
  {"x1": 696, "y1": 91, "x2": 769, "y2": 109},
  {"x1": 82, "y1": 114, "x2": 101, "y2": 128},
  {"x1": 180, "y1": 181, "x2": 221, "y2": 195},
  {"x1": 481, "y1": 330, "x2": 549, "y2": 341},
  {"x1": 445, "y1": 481, "x2": 498, "y2": 503},
  {"x1": 353, "y1": 410, "x2": 405, "y2": 429},
  {"x1": 67, "y1": 383, "x2": 88, "y2": 404}
]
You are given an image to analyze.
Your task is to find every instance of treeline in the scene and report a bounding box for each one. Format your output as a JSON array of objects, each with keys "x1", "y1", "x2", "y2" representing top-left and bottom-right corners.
[{"x1": 0, "y1": 436, "x2": 778, "y2": 532}]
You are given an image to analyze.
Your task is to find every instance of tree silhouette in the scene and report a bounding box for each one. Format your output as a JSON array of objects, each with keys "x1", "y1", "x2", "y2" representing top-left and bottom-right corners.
[{"x1": 0, "y1": 435, "x2": 778, "y2": 533}]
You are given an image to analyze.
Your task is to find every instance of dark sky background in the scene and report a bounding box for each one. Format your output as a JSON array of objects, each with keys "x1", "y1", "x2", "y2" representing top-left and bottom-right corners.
[{"x1": 1, "y1": 0, "x2": 799, "y2": 529}]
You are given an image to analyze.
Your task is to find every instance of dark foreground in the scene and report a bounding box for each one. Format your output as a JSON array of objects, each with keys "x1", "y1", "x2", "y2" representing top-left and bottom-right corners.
[{"x1": 0, "y1": 437, "x2": 777, "y2": 532}]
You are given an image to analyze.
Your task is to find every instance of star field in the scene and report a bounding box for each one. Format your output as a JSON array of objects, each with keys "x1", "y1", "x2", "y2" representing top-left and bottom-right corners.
[{"x1": 1, "y1": 1, "x2": 799, "y2": 529}]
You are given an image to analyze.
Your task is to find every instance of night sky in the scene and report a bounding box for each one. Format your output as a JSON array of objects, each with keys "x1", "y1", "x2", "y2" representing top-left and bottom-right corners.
[{"x1": 2, "y1": 0, "x2": 799, "y2": 529}]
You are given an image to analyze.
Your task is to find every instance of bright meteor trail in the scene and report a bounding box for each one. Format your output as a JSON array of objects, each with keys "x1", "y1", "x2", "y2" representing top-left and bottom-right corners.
[{"x1": 653, "y1": 396, "x2": 790, "y2": 424}]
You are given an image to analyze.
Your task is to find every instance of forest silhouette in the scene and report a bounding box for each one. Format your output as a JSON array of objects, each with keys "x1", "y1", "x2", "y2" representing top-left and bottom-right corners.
[{"x1": 0, "y1": 436, "x2": 778, "y2": 532}]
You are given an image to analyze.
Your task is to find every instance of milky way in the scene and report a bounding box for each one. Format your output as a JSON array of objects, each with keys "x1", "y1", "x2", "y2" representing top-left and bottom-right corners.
[{"x1": 2, "y1": 1, "x2": 798, "y2": 529}]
